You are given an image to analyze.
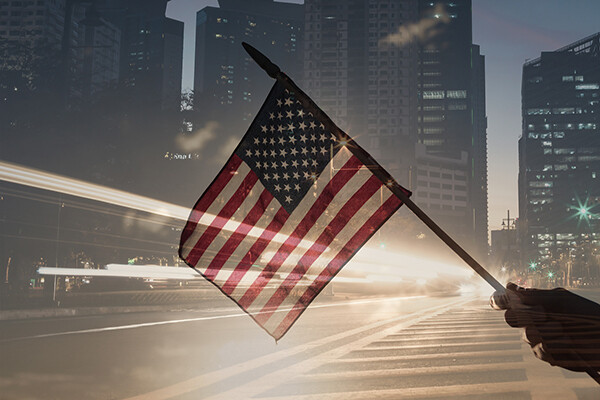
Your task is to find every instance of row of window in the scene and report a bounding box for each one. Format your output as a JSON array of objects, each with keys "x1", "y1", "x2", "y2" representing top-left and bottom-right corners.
[
  {"x1": 534, "y1": 233, "x2": 600, "y2": 240},
  {"x1": 416, "y1": 191, "x2": 467, "y2": 201},
  {"x1": 417, "y1": 181, "x2": 467, "y2": 191},
  {"x1": 0, "y1": 0, "x2": 44, "y2": 6},
  {"x1": 526, "y1": 107, "x2": 592, "y2": 115},
  {"x1": 422, "y1": 90, "x2": 467, "y2": 99},
  {"x1": 0, "y1": 28, "x2": 43, "y2": 35},
  {"x1": 528, "y1": 132, "x2": 565, "y2": 139},
  {"x1": 527, "y1": 123, "x2": 597, "y2": 130},
  {"x1": 417, "y1": 169, "x2": 467, "y2": 180}
]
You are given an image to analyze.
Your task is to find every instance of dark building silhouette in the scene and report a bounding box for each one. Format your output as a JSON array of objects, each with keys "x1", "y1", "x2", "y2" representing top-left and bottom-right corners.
[
  {"x1": 193, "y1": 0, "x2": 303, "y2": 132},
  {"x1": 414, "y1": 0, "x2": 488, "y2": 258},
  {"x1": 0, "y1": 0, "x2": 121, "y2": 99},
  {"x1": 519, "y1": 33, "x2": 600, "y2": 270},
  {"x1": 0, "y1": 0, "x2": 182, "y2": 109},
  {"x1": 103, "y1": 0, "x2": 183, "y2": 111}
]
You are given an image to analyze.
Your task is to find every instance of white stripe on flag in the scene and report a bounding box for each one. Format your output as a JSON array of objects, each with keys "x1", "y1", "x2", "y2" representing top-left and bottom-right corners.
[
  {"x1": 195, "y1": 180, "x2": 268, "y2": 274},
  {"x1": 228, "y1": 149, "x2": 353, "y2": 300},
  {"x1": 180, "y1": 162, "x2": 251, "y2": 260},
  {"x1": 262, "y1": 187, "x2": 395, "y2": 332},
  {"x1": 211, "y1": 197, "x2": 280, "y2": 284}
]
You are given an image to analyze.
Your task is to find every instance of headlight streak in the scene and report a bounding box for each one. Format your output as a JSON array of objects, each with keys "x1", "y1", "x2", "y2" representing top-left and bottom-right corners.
[
  {"x1": 2, "y1": 233, "x2": 178, "y2": 256},
  {"x1": 3, "y1": 217, "x2": 177, "y2": 248},
  {"x1": 1, "y1": 186, "x2": 181, "y2": 229},
  {"x1": 0, "y1": 160, "x2": 192, "y2": 220},
  {"x1": 38, "y1": 265, "x2": 200, "y2": 280}
]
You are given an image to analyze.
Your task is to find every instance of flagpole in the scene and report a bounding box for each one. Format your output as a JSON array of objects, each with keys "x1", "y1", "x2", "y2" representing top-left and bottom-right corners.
[{"x1": 242, "y1": 42, "x2": 504, "y2": 292}]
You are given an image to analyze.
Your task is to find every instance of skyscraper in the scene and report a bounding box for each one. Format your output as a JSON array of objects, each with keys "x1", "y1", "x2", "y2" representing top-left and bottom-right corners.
[
  {"x1": 303, "y1": 0, "x2": 419, "y2": 186},
  {"x1": 519, "y1": 33, "x2": 600, "y2": 273},
  {"x1": 302, "y1": 0, "x2": 487, "y2": 257},
  {"x1": 0, "y1": 0, "x2": 182, "y2": 110},
  {"x1": 0, "y1": 0, "x2": 120, "y2": 100},
  {"x1": 415, "y1": 0, "x2": 488, "y2": 257},
  {"x1": 103, "y1": 0, "x2": 184, "y2": 111},
  {"x1": 193, "y1": 0, "x2": 303, "y2": 131}
]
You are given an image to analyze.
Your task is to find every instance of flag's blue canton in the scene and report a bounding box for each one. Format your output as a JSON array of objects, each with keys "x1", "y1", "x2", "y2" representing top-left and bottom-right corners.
[{"x1": 237, "y1": 82, "x2": 340, "y2": 213}]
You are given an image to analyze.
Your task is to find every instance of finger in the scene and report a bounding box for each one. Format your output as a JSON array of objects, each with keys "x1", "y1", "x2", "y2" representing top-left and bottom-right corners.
[
  {"x1": 490, "y1": 289, "x2": 509, "y2": 310},
  {"x1": 524, "y1": 326, "x2": 543, "y2": 347}
]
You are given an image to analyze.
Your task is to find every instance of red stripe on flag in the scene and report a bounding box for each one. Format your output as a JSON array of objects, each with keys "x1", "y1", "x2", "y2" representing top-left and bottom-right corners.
[
  {"x1": 222, "y1": 207, "x2": 289, "y2": 295},
  {"x1": 272, "y1": 194, "x2": 403, "y2": 339},
  {"x1": 204, "y1": 189, "x2": 273, "y2": 281},
  {"x1": 237, "y1": 155, "x2": 363, "y2": 309},
  {"x1": 185, "y1": 170, "x2": 259, "y2": 267},
  {"x1": 255, "y1": 175, "x2": 382, "y2": 324},
  {"x1": 180, "y1": 155, "x2": 243, "y2": 247}
]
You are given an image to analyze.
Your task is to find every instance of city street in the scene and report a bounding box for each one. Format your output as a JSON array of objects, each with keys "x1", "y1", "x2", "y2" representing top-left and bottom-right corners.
[{"x1": 2, "y1": 291, "x2": 600, "y2": 399}]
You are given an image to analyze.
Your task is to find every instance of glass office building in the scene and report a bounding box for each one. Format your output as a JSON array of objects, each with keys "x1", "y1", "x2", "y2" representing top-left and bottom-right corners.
[{"x1": 519, "y1": 33, "x2": 600, "y2": 277}]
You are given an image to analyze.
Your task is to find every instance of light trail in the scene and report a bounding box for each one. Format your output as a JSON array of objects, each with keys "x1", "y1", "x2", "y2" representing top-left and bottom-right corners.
[
  {"x1": 1, "y1": 233, "x2": 177, "y2": 255},
  {"x1": 38, "y1": 265, "x2": 200, "y2": 280},
  {"x1": 0, "y1": 160, "x2": 192, "y2": 221},
  {"x1": 2, "y1": 187, "x2": 181, "y2": 228}
]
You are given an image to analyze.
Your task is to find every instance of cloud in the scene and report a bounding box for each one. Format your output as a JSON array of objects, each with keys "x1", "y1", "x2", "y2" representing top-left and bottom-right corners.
[
  {"x1": 175, "y1": 121, "x2": 218, "y2": 153},
  {"x1": 379, "y1": 4, "x2": 450, "y2": 47}
]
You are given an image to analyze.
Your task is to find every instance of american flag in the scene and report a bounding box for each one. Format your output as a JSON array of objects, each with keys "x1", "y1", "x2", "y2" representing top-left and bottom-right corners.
[{"x1": 179, "y1": 81, "x2": 409, "y2": 340}]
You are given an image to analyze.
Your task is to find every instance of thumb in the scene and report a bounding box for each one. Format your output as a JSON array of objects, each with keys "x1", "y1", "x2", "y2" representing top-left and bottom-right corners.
[{"x1": 490, "y1": 287, "x2": 509, "y2": 310}]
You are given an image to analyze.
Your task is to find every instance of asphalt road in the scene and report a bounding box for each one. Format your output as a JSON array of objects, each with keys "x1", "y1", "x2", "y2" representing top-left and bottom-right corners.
[{"x1": 1, "y1": 290, "x2": 600, "y2": 400}]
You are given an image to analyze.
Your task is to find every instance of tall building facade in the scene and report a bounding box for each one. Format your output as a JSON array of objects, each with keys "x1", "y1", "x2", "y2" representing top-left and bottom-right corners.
[
  {"x1": 303, "y1": 0, "x2": 419, "y2": 186},
  {"x1": 302, "y1": 0, "x2": 487, "y2": 256},
  {"x1": 104, "y1": 0, "x2": 183, "y2": 111},
  {"x1": 0, "y1": 0, "x2": 182, "y2": 109},
  {"x1": 0, "y1": 0, "x2": 120, "y2": 99},
  {"x1": 519, "y1": 33, "x2": 600, "y2": 270},
  {"x1": 194, "y1": 0, "x2": 303, "y2": 131},
  {"x1": 415, "y1": 0, "x2": 488, "y2": 257}
]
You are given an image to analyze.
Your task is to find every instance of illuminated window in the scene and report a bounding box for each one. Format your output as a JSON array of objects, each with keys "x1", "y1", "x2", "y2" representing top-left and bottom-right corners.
[
  {"x1": 446, "y1": 90, "x2": 467, "y2": 99},
  {"x1": 576, "y1": 84, "x2": 599, "y2": 90},
  {"x1": 422, "y1": 91, "x2": 445, "y2": 99}
]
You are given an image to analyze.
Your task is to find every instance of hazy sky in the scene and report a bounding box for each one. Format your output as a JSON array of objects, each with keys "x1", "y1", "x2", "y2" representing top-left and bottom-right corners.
[{"x1": 166, "y1": 0, "x2": 600, "y2": 233}]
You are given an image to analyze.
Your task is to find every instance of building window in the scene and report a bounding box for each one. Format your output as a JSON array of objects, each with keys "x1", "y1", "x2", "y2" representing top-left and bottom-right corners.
[
  {"x1": 446, "y1": 90, "x2": 467, "y2": 98},
  {"x1": 526, "y1": 108, "x2": 551, "y2": 115},
  {"x1": 576, "y1": 84, "x2": 599, "y2": 90},
  {"x1": 422, "y1": 90, "x2": 445, "y2": 99}
]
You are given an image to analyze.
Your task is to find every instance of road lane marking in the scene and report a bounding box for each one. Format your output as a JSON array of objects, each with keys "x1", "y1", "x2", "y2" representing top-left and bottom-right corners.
[
  {"x1": 361, "y1": 339, "x2": 519, "y2": 349},
  {"x1": 201, "y1": 297, "x2": 476, "y2": 400},
  {"x1": 311, "y1": 349, "x2": 526, "y2": 363},
  {"x1": 289, "y1": 361, "x2": 528, "y2": 380},
  {"x1": 123, "y1": 296, "x2": 473, "y2": 400},
  {"x1": 0, "y1": 296, "x2": 424, "y2": 343},
  {"x1": 250, "y1": 380, "x2": 592, "y2": 400},
  {"x1": 374, "y1": 332, "x2": 519, "y2": 342}
]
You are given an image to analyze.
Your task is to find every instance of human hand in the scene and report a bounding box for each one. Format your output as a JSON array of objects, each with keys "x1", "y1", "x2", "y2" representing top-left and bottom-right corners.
[{"x1": 490, "y1": 282, "x2": 600, "y2": 372}]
